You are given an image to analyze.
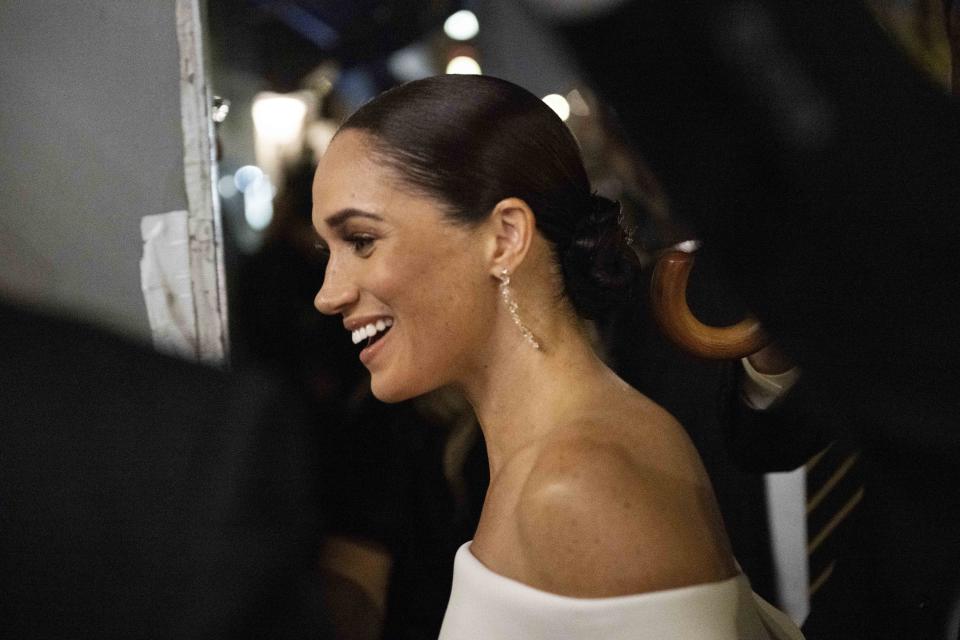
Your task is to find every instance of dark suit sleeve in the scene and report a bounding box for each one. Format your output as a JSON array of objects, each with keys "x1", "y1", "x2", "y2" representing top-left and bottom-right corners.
[
  {"x1": 722, "y1": 373, "x2": 835, "y2": 473},
  {"x1": 0, "y1": 301, "x2": 332, "y2": 640}
]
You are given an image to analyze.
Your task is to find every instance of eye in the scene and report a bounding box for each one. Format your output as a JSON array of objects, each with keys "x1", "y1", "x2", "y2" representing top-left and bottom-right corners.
[{"x1": 348, "y1": 233, "x2": 376, "y2": 256}]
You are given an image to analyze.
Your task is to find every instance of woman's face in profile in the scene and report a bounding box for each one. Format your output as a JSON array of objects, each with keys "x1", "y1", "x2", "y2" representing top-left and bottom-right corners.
[{"x1": 312, "y1": 130, "x2": 496, "y2": 402}]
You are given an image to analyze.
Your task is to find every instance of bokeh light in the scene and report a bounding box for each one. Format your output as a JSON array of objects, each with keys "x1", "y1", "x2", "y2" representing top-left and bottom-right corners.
[
  {"x1": 443, "y1": 10, "x2": 479, "y2": 41},
  {"x1": 233, "y1": 165, "x2": 264, "y2": 193},
  {"x1": 251, "y1": 93, "x2": 308, "y2": 145},
  {"x1": 217, "y1": 174, "x2": 238, "y2": 199},
  {"x1": 446, "y1": 55, "x2": 481, "y2": 75},
  {"x1": 542, "y1": 94, "x2": 570, "y2": 121}
]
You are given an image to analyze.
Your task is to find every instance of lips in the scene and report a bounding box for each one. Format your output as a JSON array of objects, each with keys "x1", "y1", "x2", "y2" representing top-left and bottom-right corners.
[{"x1": 358, "y1": 321, "x2": 392, "y2": 366}]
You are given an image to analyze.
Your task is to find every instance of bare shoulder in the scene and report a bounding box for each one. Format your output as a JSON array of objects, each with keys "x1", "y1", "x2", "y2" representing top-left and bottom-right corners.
[{"x1": 514, "y1": 407, "x2": 735, "y2": 597}]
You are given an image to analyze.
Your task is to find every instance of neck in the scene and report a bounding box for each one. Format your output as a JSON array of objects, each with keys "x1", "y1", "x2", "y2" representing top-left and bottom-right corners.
[{"x1": 454, "y1": 309, "x2": 614, "y2": 479}]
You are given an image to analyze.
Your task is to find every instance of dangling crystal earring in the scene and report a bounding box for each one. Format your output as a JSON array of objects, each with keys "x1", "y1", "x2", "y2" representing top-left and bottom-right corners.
[{"x1": 498, "y1": 268, "x2": 541, "y2": 350}]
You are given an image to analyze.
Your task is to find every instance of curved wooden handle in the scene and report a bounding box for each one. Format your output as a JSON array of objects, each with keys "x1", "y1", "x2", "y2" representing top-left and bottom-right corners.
[{"x1": 650, "y1": 249, "x2": 770, "y2": 359}]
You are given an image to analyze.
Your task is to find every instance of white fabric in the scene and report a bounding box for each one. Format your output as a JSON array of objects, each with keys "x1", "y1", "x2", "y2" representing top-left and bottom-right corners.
[
  {"x1": 139, "y1": 210, "x2": 197, "y2": 359},
  {"x1": 738, "y1": 360, "x2": 810, "y2": 625},
  {"x1": 765, "y1": 469, "x2": 810, "y2": 626},
  {"x1": 439, "y1": 542, "x2": 804, "y2": 640},
  {"x1": 740, "y1": 358, "x2": 801, "y2": 410}
]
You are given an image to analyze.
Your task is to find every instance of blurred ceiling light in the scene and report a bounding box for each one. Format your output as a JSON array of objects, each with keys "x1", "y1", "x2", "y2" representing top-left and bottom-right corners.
[
  {"x1": 444, "y1": 10, "x2": 480, "y2": 41},
  {"x1": 566, "y1": 88, "x2": 591, "y2": 117},
  {"x1": 388, "y1": 43, "x2": 435, "y2": 81},
  {"x1": 217, "y1": 174, "x2": 238, "y2": 199},
  {"x1": 446, "y1": 55, "x2": 482, "y2": 75},
  {"x1": 542, "y1": 93, "x2": 570, "y2": 121},
  {"x1": 242, "y1": 172, "x2": 275, "y2": 231},
  {"x1": 233, "y1": 165, "x2": 264, "y2": 193},
  {"x1": 251, "y1": 93, "x2": 308, "y2": 146}
]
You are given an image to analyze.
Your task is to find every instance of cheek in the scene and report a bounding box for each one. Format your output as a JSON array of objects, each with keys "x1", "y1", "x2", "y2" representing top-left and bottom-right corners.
[
  {"x1": 379, "y1": 250, "x2": 491, "y2": 387},
  {"x1": 414, "y1": 258, "x2": 489, "y2": 338},
  {"x1": 384, "y1": 238, "x2": 486, "y2": 322},
  {"x1": 370, "y1": 284, "x2": 475, "y2": 403}
]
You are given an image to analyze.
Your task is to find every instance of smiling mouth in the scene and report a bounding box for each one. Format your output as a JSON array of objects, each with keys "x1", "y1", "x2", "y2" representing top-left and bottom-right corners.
[
  {"x1": 351, "y1": 319, "x2": 394, "y2": 348},
  {"x1": 367, "y1": 326, "x2": 390, "y2": 347}
]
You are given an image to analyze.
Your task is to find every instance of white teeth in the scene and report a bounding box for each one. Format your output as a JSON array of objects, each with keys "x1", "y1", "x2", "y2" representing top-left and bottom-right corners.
[{"x1": 348, "y1": 319, "x2": 393, "y2": 345}]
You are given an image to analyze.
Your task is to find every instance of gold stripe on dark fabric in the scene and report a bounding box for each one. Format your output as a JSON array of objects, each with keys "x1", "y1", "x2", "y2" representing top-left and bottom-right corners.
[{"x1": 805, "y1": 438, "x2": 864, "y2": 603}]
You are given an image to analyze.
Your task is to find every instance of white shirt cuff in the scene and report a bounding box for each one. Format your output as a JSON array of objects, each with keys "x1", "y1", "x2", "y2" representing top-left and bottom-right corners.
[{"x1": 740, "y1": 357, "x2": 801, "y2": 410}]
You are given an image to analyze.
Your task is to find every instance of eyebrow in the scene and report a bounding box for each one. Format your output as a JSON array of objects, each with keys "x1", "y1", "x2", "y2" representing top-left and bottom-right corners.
[{"x1": 324, "y1": 208, "x2": 384, "y2": 228}]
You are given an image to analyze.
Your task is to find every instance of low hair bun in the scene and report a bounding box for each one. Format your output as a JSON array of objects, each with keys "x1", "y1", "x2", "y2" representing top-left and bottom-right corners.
[{"x1": 558, "y1": 193, "x2": 641, "y2": 321}]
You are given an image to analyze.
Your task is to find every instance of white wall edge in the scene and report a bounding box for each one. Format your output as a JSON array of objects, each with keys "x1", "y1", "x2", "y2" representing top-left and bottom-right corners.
[{"x1": 175, "y1": 0, "x2": 230, "y2": 365}]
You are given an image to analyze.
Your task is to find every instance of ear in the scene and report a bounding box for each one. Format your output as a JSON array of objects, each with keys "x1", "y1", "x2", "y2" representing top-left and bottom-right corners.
[{"x1": 486, "y1": 197, "x2": 536, "y2": 277}]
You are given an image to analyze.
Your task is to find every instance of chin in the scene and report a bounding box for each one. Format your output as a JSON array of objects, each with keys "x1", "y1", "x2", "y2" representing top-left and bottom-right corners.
[
  {"x1": 368, "y1": 353, "x2": 453, "y2": 403},
  {"x1": 369, "y1": 374, "x2": 424, "y2": 404}
]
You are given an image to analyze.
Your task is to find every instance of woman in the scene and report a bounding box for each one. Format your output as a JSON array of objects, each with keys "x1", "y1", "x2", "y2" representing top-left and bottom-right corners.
[{"x1": 312, "y1": 74, "x2": 802, "y2": 639}]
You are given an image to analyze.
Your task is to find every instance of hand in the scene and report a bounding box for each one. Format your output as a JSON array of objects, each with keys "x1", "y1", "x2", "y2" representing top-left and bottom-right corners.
[{"x1": 747, "y1": 343, "x2": 794, "y2": 375}]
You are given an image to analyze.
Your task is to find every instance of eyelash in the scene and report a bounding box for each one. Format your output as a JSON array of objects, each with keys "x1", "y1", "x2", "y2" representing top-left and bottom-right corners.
[
  {"x1": 314, "y1": 234, "x2": 376, "y2": 258},
  {"x1": 347, "y1": 233, "x2": 375, "y2": 255}
]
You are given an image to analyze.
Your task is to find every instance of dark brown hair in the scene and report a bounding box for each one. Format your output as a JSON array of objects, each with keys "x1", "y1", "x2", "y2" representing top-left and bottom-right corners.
[{"x1": 338, "y1": 74, "x2": 638, "y2": 320}]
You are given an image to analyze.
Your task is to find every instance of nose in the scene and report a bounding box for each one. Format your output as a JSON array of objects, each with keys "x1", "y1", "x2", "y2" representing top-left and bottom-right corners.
[{"x1": 314, "y1": 261, "x2": 359, "y2": 315}]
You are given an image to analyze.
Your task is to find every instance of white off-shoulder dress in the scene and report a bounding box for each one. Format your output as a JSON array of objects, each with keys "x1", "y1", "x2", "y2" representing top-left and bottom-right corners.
[{"x1": 439, "y1": 542, "x2": 804, "y2": 640}]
